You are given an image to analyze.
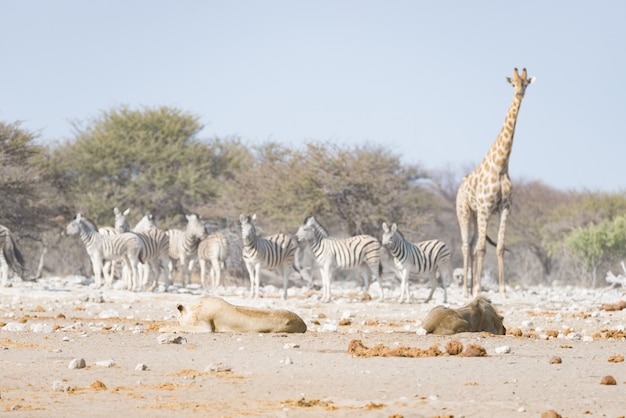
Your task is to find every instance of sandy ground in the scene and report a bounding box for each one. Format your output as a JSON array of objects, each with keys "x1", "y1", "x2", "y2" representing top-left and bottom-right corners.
[{"x1": 1, "y1": 276, "x2": 626, "y2": 418}]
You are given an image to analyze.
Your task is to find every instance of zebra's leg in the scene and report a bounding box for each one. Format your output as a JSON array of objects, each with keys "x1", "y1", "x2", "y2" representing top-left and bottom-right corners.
[
  {"x1": 179, "y1": 255, "x2": 189, "y2": 287},
  {"x1": 199, "y1": 259, "x2": 208, "y2": 290},
  {"x1": 159, "y1": 255, "x2": 171, "y2": 289},
  {"x1": 424, "y1": 271, "x2": 437, "y2": 303},
  {"x1": 398, "y1": 267, "x2": 409, "y2": 303},
  {"x1": 253, "y1": 263, "x2": 261, "y2": 298},
  {"x1": 281, "y1": 264, "x2": 289, "y2": 300},
  {"x1": 90, "y1": 254, "x2": 104, "y2": 288},
  {"x1": 320, "y1": 265, "x2": 332, "y2": 303},
  {"x1": 245, "y1": 261, "x2": 256, "y2": 298},
  {"x1": 0, "y1": 255, "x2": 8, "y2": 286},
  {"x1": 437, "y1": 265, "x2": 448, "y2": 304},
  {"x1": 372, "y1": 263, "x2": 384, "y2": 301}
]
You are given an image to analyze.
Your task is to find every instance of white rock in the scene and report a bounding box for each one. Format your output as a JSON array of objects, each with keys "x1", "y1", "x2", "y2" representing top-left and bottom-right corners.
[
  {"x1": 135, "y1": 363, "x2": 148, "y2": 371},
  {"x1": 95, "y1": 359, "x2": 115, "y2": 367},
  {"x1": 3, "y1": 322, "x2": 26, "y2": 332},
  {"x1": 284, "y1": 343, "x2": 300, "y2": 349},
  {"x1": 52, "y1": 380, "x2": 73, "y2": 392},
  {"x1": 495, "y1": 345, "x2": 511, "y2": 354},
  {"x1": 98, "y1": 309, "x2": 120, "y2": 319},
  {"x1": 30, "y1": 323, "x2": 53, "y2": 333},
  {"x1": 205, "y1": 363, "x2": 231, "y2": 373},
  {"x1": 68, "y1": 358, "x2": 86, "y2": 369},
  {"x1": 321, "y1": 323, "x2": 338, "y2": 332},
  {"x1": 582, "y1": 335, "x2": 594, "y2": 342},
  {"x1": 283, "y1": 357, "x2": 294, "y2": 365},
  {"x1": 521, "y1": 320, "x2": 534, "y2": 327}
]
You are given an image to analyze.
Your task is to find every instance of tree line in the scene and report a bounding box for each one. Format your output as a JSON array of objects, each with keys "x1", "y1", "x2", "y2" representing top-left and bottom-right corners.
[{"x1": 2, "y1": 105, "x2": 625, "y2": 287}]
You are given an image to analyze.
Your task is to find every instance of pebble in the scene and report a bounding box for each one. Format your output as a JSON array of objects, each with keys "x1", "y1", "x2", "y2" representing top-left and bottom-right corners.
[
  {"x1": 52, "y1": 380, "x2": 73, "y2": 392},
  {"x1": 95, "y1": 359, "x2": 115, "y2": 367},
  {"x1": 30, "y1": 323, "x2": 53, "y2": 333},
  {"x1": 283, "y1": 357, "x2": 294, "y2": 365},
  {"x1": 284, "y1": 343, "x2": 300, "y2": 349},
  {"x1": 68, "y1": 358, "x2": 86, "y2": 369},
  {"x1": 521, "y1": 320, "x2": 534, "y2": 327},
  {"x1": 157, "y1": 333, "x2": 187, "y2": 344},
  {"x1": 135, "y1": 363, "x2": 148, "y2": 371},
  {"x1": 3, "y1": 322, "x2": 26, "y2": 332},
  {"x1": 495, "y1": 345, "x2": 511, "y2": 354},
  {"x1": 205, "y1": 362, "x2": 232, "y2": 372}
]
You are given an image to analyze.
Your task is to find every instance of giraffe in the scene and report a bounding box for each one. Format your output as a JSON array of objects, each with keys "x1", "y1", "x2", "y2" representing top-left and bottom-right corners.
[{"x1": 456, "y1": 67, "x2": 534, "y2": 298}]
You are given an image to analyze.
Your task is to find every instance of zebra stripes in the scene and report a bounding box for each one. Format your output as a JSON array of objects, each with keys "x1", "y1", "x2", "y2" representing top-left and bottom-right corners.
[
  {"x1": 296, "y1": 216, "x2": 383, "y2": 302},
  {"x1": 66, "y1": 214, "x2": 142, "y2": 290},
  {"x1": 167, "y1": 213, "x2": 207, "y2": 287},
  {"x1": 381, "y1": 222, "x2": 451, "y2": 303},
  {"x1": 240, "y1": 214, "x2": 297, "y2": 299},
  {"x1": 133, "y1": 213, "x2": 171, "y2": 290},
  {"x1": 197, "y1": 231, "x2": 230, "y2": 290},
  {"x1": 0, "y1": 224, "x2": 24, "y2": 286}
]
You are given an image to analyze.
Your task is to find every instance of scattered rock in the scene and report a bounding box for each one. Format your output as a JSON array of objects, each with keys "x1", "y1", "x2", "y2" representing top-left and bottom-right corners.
[
  {"x1": 89, "y1": 380, "x2": 107, "y2": 390},
  {"x1": 205, "y1": 362, "x2": 232, "y2": 373},
  {"x1": 541, "y1": 410, "x2": 562, "y2": 418},
  {"x1": 445, "y1": 340, "x2": 463, "y2": 355},
  {"x1": 458, "y1": 344, "x2": 487, "y2": 357},
  {"x1": 68, "y1": 358, "x2": 86, "y2": 369},
  {"x1": 52, "y1": 380, "x2": 73, "y2": 392},
  {"x1": 600, "y1": 301, "x2": 626, "y2": 311},
  {"x1": 600, "y1": 375, "x2": 617, "y2": 385},
  {"x1": 338, "y1": 318, "x2": 351, "y2": 326},
  {"x1": 95, "y1": 359, "x2": 115, "y2": 368},
  {"x1": 135, "y1": 363, "x2": 148, "y2": 371},
  {"x1": 549, "y1": 356, "x2": 562, "y2": 364},
  {"x1": 495, "y1": 345, "x2": 511, "y2": 354},
  {"x1": 157, "y1": 333, "x2": 187, "y2": 344},
  {"x1": 608, "y1": 354, "x2": 624, "y2": 363}
]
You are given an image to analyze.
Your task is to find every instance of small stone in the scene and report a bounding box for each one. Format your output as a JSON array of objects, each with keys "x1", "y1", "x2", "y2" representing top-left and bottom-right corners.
[
  {"x1": 608, "y1": 354, "x2": 624, "y2": 363},
  {"x1": 157, "y1": 333, "x2": 187, "y2": 344},
  {"x1": 52, "y1": 380, "x2": 73, "y2": 392},
  {"x1": 541, "y1": 410, "x2": 562, "y2": 418},
  {"x1": 205, "y1": 362, "x2": 232, "y2": 372},
  {"x1": 495, "y1": 345, "x2": 511, "y2": 354},
  {"x1": 68, "y1": 358, "x2": 86, "y2": 369},
  {"x1": 95, "y1": 359, "x2": 115, "y2": 368},
  {"x1": 283, "y1": 357, "x2": 293, "y2": 365},
  {"x1": 284, "y1": 343, "x2": 300, "y2": 349},
  {"x1": 135, "y1": 363, "x2": 148, "y2": 371},
  {"x1": 549, "y1": 356, "x2": 562, "y2": 364},
  {"x1": 600, "y1": 375, "x2": 617, "y2": 385},
  {"x1": 521, "y1": 320, "x2": 534, "y2": 327}
]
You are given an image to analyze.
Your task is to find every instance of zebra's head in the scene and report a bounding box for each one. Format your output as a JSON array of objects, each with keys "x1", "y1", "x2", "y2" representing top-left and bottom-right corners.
[
  {"x1": 114, "y1": 207, "x2": 131, "y2": 233},
  {"x1": 380, "y1": 222, "x2": 398, "y2": 249},
  {"x1": 296, "y1": 216, "x2": 318, "y2": 243},
  {"x1": 185, "y1": 213, "x2": 208, "y2": 240},
  {"x1": 66, "y1": 213, "x2": 96, "y2": 236},
  {"x1": 239, "y1": 214, "x2": 257, "y2": 244},
  {"x1": 134, "y1": 213, "x2": 157, "y2": 233}
]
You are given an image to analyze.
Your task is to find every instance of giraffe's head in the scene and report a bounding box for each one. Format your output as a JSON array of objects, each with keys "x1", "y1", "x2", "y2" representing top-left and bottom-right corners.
[{"x1": 506, "y1": 68, "x2": 535, "y2": 98}]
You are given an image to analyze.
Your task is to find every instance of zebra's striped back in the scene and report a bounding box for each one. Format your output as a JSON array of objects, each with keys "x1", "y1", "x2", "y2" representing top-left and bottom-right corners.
[
  {"x1": 240, "y1": 214, "x2": 296, "y2": 269},
  {"x1": 136, "y1": 229, "x2": 170, "y2": 263},
  {"x1": 381, "y1": 223, "x2": 450, "y2": 273},
  {"x1": 198, "y1": 232, "x2": 230, "y2": 263},
  {"x1": 296, "y1": 216, "x2": 381, "y2": 270}
]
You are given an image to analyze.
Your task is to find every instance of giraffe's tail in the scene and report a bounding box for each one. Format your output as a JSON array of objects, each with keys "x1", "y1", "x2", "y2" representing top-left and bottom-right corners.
[{"x1": 486, "y1": 235, "x2": 512, "y2": 253}]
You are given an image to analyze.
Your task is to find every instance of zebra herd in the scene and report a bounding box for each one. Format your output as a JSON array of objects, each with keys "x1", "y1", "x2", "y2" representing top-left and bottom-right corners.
[{"x1": 1, "y1": 210, "x2": 452, "y2": 304}]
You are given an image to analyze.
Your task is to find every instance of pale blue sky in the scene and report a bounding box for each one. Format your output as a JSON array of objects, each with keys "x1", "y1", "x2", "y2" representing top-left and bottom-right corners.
[{"x1": 1, "y1": 1, "x2": 625, "y2": 192}]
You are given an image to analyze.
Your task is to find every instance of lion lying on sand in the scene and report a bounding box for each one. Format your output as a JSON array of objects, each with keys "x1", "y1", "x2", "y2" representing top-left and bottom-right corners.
[
  {"x1": 161, "y1": 296, "x2": 307, "y2": 333},
  {"x1": 421, "y1": 296, "x2": 506, "y2": 335}
]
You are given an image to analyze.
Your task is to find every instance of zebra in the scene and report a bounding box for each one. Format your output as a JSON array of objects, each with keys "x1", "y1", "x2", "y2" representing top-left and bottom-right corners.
[
  {"x1": 240, "y1": 214, "x2": 298, "y2": 299},
  {"x1": 133, "y1": 213, "x2": 171, "y2": 291},
  {"x1": 98, "y1": 207, "x2": 131, "y2": 287},
  {"x1": 381, "y1": 222, "x2": 450, "y2": 304},
  {"x1": 167, "y1": 213, "x2": 207, "y2": 287},
  {"x1": 66, "y1": 214, "x2": 142, "y2": 290},
  {"x1": 0, "y1": 224, "x2": 24, "y2": 287},
  {"x1": 296, "y1": 216, "x2": 383, "y2": 303},
  {"x1": 197, "y1": 231, "x2": 230, "y2": 290}
]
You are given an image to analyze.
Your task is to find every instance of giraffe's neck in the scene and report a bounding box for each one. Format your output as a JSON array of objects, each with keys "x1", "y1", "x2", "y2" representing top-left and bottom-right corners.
[{"x1": 478, "y1": 96, "x2": 523, "y2": 175}]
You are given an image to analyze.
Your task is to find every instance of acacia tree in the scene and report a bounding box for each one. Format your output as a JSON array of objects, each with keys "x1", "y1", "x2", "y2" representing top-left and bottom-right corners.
[
  {"x1": 228, "y1": 140, "x2": 433, "y2": 237},
  {"x1": 564, "y1": 216, "x2": 626, "y2": 287},
  {"x1": 45, "y1": 106, "x2": 246, "y2": 228}
]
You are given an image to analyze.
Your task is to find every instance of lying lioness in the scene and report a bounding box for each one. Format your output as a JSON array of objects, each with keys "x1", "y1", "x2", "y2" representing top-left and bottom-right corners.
[
  {"x1": 421, "y1": 296, "x2": 506, "y2": 335},
  {"x1": 161, "y1": 296, "x2": 307, "y2": 333}
]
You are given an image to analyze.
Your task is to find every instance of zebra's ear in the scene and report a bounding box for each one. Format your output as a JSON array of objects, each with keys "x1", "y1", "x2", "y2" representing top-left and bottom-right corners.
[
  {"x1": 76, "y1": 213, "x2": 82, "y2": 221},
  {"x1": 114, "y1": 207, "x2": 120, "y2": 215},
  {"x1": 251, "y1": 214, "x2": 257, "y2": 222},
  {"x1": 123, "y1": 208, "x2": 130, "y2": 216},
  {"x1": 382, "y1": 222, "x2": 388, "y2": 232},
  {"x1": 176, "y1": 304, "x2": 185, "y2": 313},
  {"x1": 391, "y1": 223, "x2": 397, "y2": 232},
  {"x1": 239, "y1": 214, "x2": 246, "y2": 223}
]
